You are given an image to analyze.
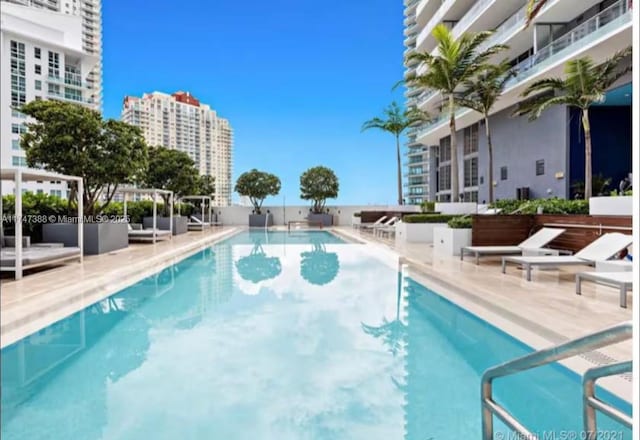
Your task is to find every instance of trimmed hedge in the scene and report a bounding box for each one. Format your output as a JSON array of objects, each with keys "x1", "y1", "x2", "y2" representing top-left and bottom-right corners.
[
  {"x1": 491, "y1": 198, "x2": 589, "y2": 215},
  {"x1": 447, "y1": 216, "x2": 472, "y2": 229},
  {"x1": 403, "y1": 214, "x2": 460, "y2": 224}
]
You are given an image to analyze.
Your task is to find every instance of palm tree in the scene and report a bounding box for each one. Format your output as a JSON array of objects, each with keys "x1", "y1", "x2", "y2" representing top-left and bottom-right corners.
[
  {"x1": 362, "y1": 102, "x2": 428, "y2": 205},
  {"x1": 456, "y1": 61, "x2": 515, "y2": 204},
  {"x1": 406, "y1": 24, "x2": 507, "y2": 202},
  {"x1": 514, "y1": 48, "x2": 631, "y2": 199},
  {"x1": 525, "y1": 0, "x2": 547, "y2": 25}
]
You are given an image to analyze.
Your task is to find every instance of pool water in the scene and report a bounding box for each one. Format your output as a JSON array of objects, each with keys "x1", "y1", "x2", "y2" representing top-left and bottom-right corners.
[{"x1": 1, "y1": 231, "x2": 631, "y2": 439}]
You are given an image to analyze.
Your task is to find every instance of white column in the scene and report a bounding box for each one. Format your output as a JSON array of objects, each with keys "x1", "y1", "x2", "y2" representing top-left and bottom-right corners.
[
  {"x1": 169, "y1": 192, "x2": 173, "y2": 238},
  {"x1": 77, "y1": 178, "x2": 84, "y2": 263},
  {"x1": 15, "y1": 170, "x2": 23, "y2": 279},
  {"x1": 152, "y1": 191, "x2": 157, "y2": 244}
]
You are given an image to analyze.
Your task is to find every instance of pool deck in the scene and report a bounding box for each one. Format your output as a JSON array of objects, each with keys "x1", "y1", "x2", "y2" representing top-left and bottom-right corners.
[{"x1": 0, "y1": 225, "x2": 633, "y2": 401}]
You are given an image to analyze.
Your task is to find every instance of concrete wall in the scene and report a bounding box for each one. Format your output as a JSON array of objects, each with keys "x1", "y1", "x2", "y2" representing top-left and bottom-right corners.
[
  {"x1": 476, "y1": 104, "x2": 570, "y2": 202},
  {"x1": 213, "y1": 205, "x2": 420, "y2": 226}
]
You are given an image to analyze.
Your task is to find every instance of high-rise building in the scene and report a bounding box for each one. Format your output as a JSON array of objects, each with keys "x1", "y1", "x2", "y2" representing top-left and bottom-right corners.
[
  {"x1": 403, "y1": 0, "x2": 632, "y2": 203},
  {"x1": 1, "y1": 0, "x2": 102, "y2": 195},
  {"x1": 122, "y1": 91, "x2": 233, "y2": 207}
]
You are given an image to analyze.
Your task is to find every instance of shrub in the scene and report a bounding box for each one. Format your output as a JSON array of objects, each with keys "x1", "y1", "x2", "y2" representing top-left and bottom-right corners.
[
  {"x1": 491, "y1": 198, "x2": 589, "y2": 215},
  {"x1": 403, "y1": 214, "x2": 460, "y2": 224},
  {"x1": 2, "y1": 192, "x2": 67, "y2": 242},
  {"x1": 490, "y1": 199, "x2": 523, "y2": 213},
  {"x1": 353, "y1": 212, "x2": 362, "y2": 218},
  {"x1": 447, "y1": 216, "x2": 472, "y2": 229},
  {"x1": 420, "y1": 201, "x2": 436, "y2": 213}
]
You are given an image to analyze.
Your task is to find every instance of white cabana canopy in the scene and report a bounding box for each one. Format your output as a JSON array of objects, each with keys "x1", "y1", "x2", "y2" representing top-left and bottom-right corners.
[
  {"x1": 179, "y1": 195, "x2": 213, "y2": 225},
  {"x1": 117, "y1": 187, "x2": 174, "y2": 243},
  {"x1": 0, "y1": 167, "x2": 84, "y2": 279}
]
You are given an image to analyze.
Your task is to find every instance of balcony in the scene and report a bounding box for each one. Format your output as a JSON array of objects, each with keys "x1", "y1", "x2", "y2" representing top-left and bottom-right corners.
[
  {"x1": 450, "y1": 0, "x2": 496, "y2": 39},
  {"x1": 415, "y1": 0, "x2": 632, "y2": 142},
  {"x1": 48, "y1": 90, "x2": 90, "y2": 105},
  {"x1": 47, "y1": 75, "x2": 89, "y2": 90}
]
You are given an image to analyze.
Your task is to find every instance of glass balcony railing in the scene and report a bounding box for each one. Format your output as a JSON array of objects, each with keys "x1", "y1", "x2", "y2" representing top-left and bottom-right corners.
[
  {"x1": 415, "y1": 0, "x2": 632, "y2": 140},
  {"x1": 476, "y1": 4, "x2": 528, "y2": 53},
  {"x1": 47, "y1": 75, "x2": 88, "y2": 89}
]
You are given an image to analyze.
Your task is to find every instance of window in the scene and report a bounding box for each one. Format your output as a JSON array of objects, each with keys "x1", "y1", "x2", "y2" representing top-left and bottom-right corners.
[
  {"x1": 10, "y1": 41, "x2": 26, "y2": 107},
  {"x1": 12, "y1": 156, "x2": 27, "y2": 167},
  {"x1": 35, "y1": 64, "x2": 41, "y2": 75},
  {"x1": 35, "y1": 79, "x2": 42, "y2": 90},
  {"x1": 50, "y1": 189, "x2": 62, "y2": 197},
  {"x1": 36, "y1": 189, "x2": 44, "y2": 195},
  {"x1": 12, "y1": 139, "x2": 21, "y2": 150},
  {"x1": 463, "y1": 124, "x2": 479, "y2": 155},
  {"x1": 464, "y1": 157, "x2": 478, "y2": 187},
  {"x1": 34, "y1": 47, "x2": 41, "y2": 59},
  {"x1": 11, "y1": 123, "x2": 26, "y2": 134},
  {"x1": 500, "y1": 166, "x2": 508, "y2": 181},
  {"x1": 438, "y1": 164, "x2": 451, "y2": 191},
  {"x1": 536, "y1": 159, "x2": 545, "y2": 176},
  {"x1": 48, "y1": 51, "x2": 60, "y2": 78},
  {"x1": 48, "y1": 83, "x2": 61, "y2": 96},
  {"x1": 439, "y1": 136, "x2": 451, "y2": 162}
]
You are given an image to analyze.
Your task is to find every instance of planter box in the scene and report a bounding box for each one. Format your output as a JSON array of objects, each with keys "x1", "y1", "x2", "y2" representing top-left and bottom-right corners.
[
  {"x1": 249, "y1": 214, "x2": 273, "y2": 227},
  {"x1": 395, "y1": 222, "x2": 449, "y2": 244},
  {"x1": 433, "y1": 226, "x2": 472, "y2": 256},
  {"x1": 143, "y1": 216, "x2": 188, "y2": 235},
  {"x1": 589, "y1": 196, "x2": 632, "y2": 216},
  {"x1": 308, "y1": 213, "x2": 333, "y2": 227},
  {"x1": 43, "y1": 222, "x2": 128, "y2": 255}
]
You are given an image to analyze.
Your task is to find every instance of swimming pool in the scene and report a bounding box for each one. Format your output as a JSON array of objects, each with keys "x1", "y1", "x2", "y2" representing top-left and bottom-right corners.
[{"x1": 1, "y1": 231, "x2": 631, "y2": 439}]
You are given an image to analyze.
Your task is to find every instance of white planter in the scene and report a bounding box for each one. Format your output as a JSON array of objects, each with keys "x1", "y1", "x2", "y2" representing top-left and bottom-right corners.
[
  {"x1": 433, "y1": 226, "x2": 472, "y2": 256},
  {"x1": 589, "y1": 196, "x2": 632, "y2": 216},
  {"x1": 395, "y1": 222, "x2": 449, "y2": 244},
  {"x1": 435, "y1": 202, "x2": 478, "y2": 215}
]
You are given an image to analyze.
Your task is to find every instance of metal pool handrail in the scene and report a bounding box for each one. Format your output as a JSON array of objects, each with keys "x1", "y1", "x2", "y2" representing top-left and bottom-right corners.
[{"x1": 481, "y1": 321, "x2": 632, "y2": 440}]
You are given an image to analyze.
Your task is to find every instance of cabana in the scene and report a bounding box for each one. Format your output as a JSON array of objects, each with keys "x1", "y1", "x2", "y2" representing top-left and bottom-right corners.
[
  {"x1": 119, "y1": 188, "x2": 173, "y2": 243},
  {"x1": 0, "y1": 168, "x2": 83, "y2": 280},
  {"x1": 180, "y1": 195, "x2": 214, "y2": 230}
]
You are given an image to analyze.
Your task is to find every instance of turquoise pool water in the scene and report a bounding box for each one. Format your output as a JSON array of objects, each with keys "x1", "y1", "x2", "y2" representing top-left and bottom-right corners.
[{"x1": 1, "y1": 231, "x2": 631, "y2": 439}]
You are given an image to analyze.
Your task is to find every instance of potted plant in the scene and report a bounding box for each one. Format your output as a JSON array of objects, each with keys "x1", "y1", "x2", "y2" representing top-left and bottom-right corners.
[
  {"x1": 434, "y1": 216, "x2": 473, "y2": 256},
  {"x1": 300, "y1": 166, "x2": 339, "y2": 227},
  {"x1": 141, "y1": 146, "x2": 201, "y2": 235},
  {"x1": 20, "y1": 101, "x2": 147, "y2": 254},
  {"x1": 235, "y1": 169, "x2": 281, "y2": 227}
]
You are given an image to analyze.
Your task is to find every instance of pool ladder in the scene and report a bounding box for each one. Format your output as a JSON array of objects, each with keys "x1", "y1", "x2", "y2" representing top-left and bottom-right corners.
[{"x1": 481, "y1": 321, "x2": 632, "y2": 440}]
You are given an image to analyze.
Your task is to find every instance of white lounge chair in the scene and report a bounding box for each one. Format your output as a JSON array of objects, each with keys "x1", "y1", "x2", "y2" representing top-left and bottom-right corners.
[
  {"x1": 128, "y1": 224, "x2": 172, "y2": 242},
  {"x1": 461, "y1": 227, "x2": 566, "y2": 265},
  {"x1": 502, "y1": 233, "x2": 633, "y2": 281},
  {"x1": 357, "y1": 215, "x2": 387, "y2": 231},
  {"x1": 376, "y1": 219, "x2": 401, "y2": 239},
  {"x1": 372, "y1": 217, "x2": 398, "y2": 236},
  {"x1": 575, "y1": 271, "x2": 633, "y2": 308}
]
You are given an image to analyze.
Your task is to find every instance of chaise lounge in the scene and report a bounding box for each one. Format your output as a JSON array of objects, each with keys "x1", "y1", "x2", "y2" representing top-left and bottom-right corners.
[
  {"x1": 461, "y1": 227, "x2": 566, "y2": 265},
  {"x1": 356, "y1": 215, "x2": 387, "y2": 231},
  {"x1": 501, "y1": 232, "x2": 633, "y2": 282},
  {"x1": 576, "y1": 271, "x2": 634, "y2": 308},
  {"x1": 127, "y1": 224, "x2": 172, "y2": 242},
  {"x1": 0, "y1": 235, "x2": 81, "y2": 273}
]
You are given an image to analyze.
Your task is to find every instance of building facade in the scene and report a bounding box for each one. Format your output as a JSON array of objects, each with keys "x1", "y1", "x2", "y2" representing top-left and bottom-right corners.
[
  {"x1": 403, "y1": 0, "x2": 632, "y2": 203},
  {"x1": 121, "y1": 91, "x2": 233, "y2": 206},
  {"x1": 1, "y1": 0, "x2": 102, "y2": 196}
]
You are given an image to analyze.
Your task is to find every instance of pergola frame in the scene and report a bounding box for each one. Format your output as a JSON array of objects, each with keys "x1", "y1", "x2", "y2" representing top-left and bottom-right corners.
[
  {"x1": 179, "y1": 195, "x2": 213, "y2": 227},
  {"x1": 118, "y1": 187, "x2": 174, "y2": 243},
  {"x1": 0, "y1": 167, "x2": 83, "y2": 280}
]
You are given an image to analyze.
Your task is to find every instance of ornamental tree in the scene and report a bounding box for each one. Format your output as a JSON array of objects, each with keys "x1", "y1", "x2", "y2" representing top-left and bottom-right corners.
[
  {"x1": 144, "y1": 146, "x2": 200, "y2": 215},
  {"x1": 299, "y1": 166, "x2": 339, "y2": 214},
  {"x1": 20, "y1": 100, "x2": 148, "y2": 215},
  {"x1": 234, "y1": 169, "x2": 281, "y2": 215}
]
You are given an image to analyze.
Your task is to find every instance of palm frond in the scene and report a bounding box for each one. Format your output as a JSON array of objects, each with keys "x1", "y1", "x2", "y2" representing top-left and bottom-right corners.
[
  {"x1": 526, "y1": 0, "x2": 548, "y2": 26},
  {"x1": 521, "y1": 78, "x2": 566, "y2": 97}
]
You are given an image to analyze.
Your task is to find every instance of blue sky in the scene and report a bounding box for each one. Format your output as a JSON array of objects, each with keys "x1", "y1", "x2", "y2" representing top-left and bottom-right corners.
[{"x1": 103, "y1": 0, "x2": 406, "y2": 206}]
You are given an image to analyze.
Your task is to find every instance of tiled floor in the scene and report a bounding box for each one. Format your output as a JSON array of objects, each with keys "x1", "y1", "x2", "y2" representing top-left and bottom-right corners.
[{"x1": 0, "y1": 225, "x2": 634, "y2": 400}]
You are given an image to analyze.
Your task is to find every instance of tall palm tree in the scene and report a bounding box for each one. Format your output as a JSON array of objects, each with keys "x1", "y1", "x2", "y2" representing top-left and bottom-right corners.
[
  {"x1": 362, "y1": 102, "x2": 428, "y2": 205},
  {"x1": 525, "y1": 0, "x2": 547, "y2": 25},
  {"x1": 406, "y1": 24, "x2": 507, "y2": 202},
  {"x1": 456, "y1": 61, "x2": 515, "y2": 204},
  {"x1": 514, "y1": 48, "x2": 631, "y2": 199}
]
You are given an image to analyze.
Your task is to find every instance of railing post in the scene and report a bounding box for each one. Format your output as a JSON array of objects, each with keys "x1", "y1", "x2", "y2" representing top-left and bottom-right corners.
[
  {"x1": 583, "y1": 378, "x2": 598, "y2": 440},
  {"x1": 481, "y1": 380, "x2": 493, "y2": 440}
]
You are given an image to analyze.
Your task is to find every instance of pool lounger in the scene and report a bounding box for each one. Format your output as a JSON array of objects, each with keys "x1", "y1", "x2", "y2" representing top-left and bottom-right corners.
[
  {"x1": 356, "y1": 215, "x2": 387, "y2": 231},
  {"x1": 461, "y1": 227, "x2": 566, "y2": 265},
  {"x1": 0, "y1": 246, "x2": 81, "y2": 270},
  {"x1": 188, "y1": 215, "x2": 210, "y2": 231},
  {"x1": 128, "y1": 228, "x2": 172, "y2": 242},
  {"x1": 576, "y1": 271, "x2": 633, "y2": 308},
  {"x1": 501, "y1": 232, "x2": 633, "y2": 282}
]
